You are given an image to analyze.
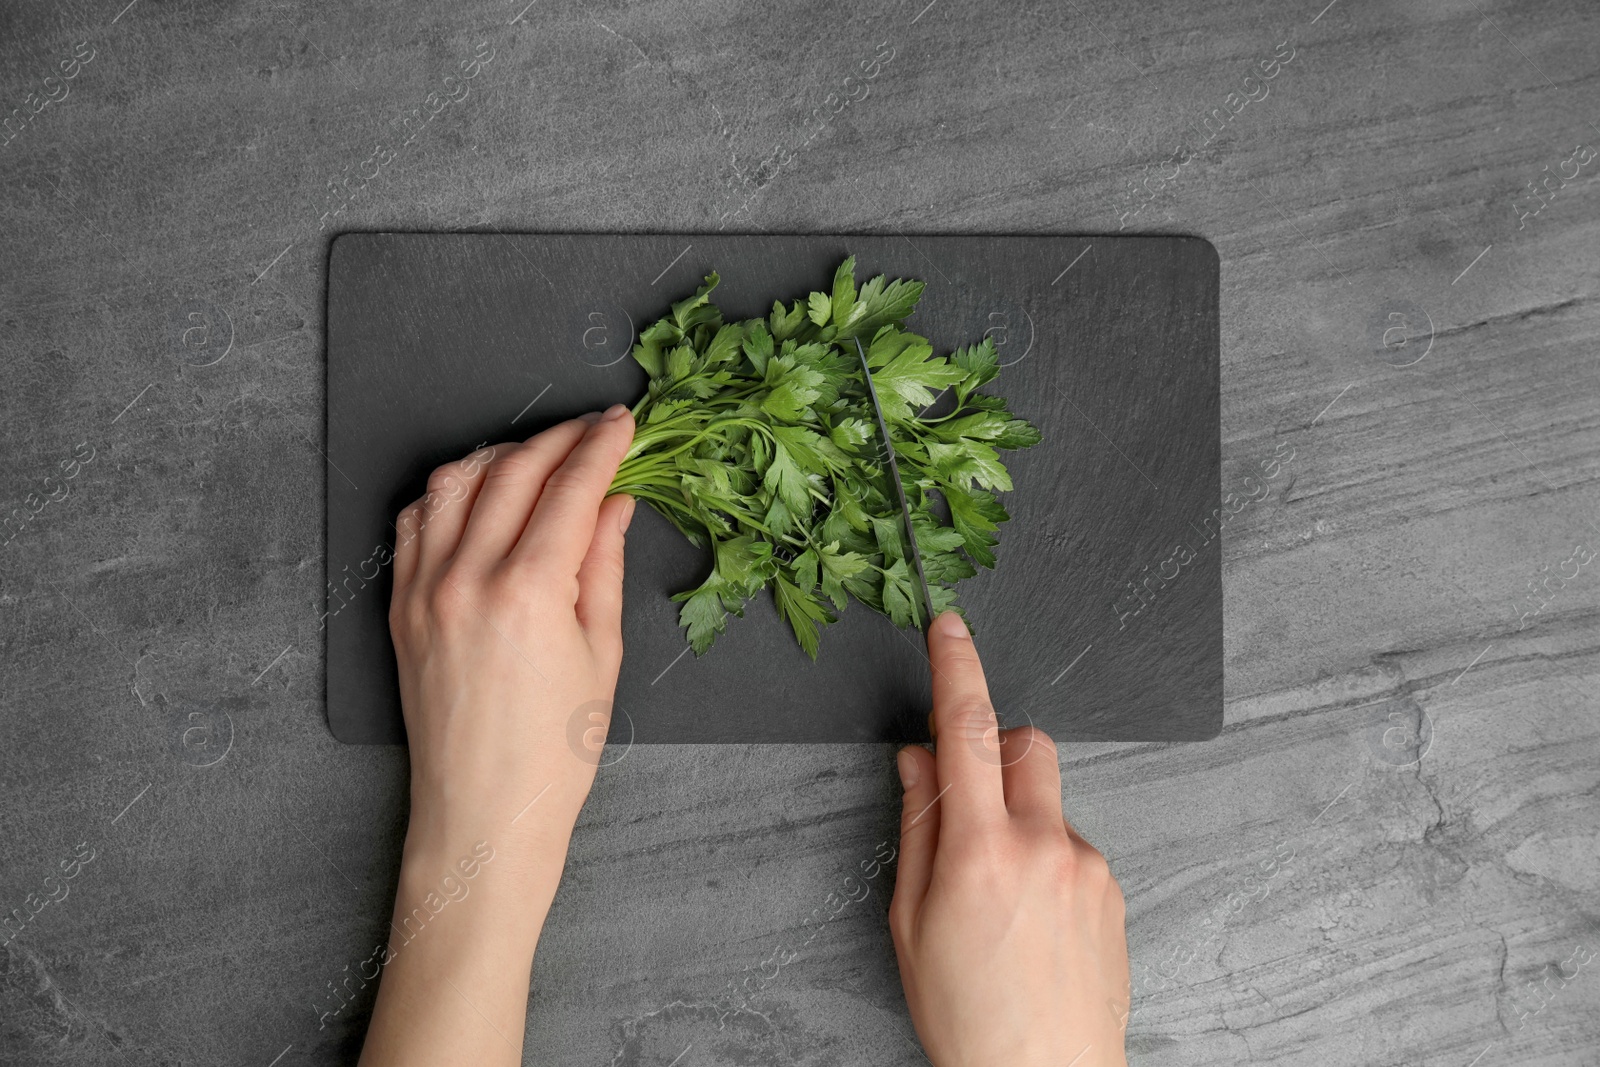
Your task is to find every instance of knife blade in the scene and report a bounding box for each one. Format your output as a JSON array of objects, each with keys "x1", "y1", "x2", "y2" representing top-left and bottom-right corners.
[{"x1": 853, "y1": 336, "x2": 938, "y2": 630}]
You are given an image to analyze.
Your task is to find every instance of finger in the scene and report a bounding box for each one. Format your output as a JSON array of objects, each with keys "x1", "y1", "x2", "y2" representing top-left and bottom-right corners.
[
  {"x1": 409, "y1": 453, "x2": 489, "y2": 581},
  {"x1": 998, "y1": 726, "x2": 1065, "y2": 830},
  {"x1": 927, "y1": 610, "x2": 1007, "y2": 831},
  {"x1": 514, "y1": 405, "x2": 635, "y2": 574},
  {"x1": 892, "y1": 744, "x2": 942, "y2": 917},
  {"x1": 453, "y1": 417, "x2": 599, "y2": 566},
  {"x1": 391, "y1": 503, "x2": 424, "y2": 593},
  {"x1": 574, "y1": 492, "x2": 635, "y2": 664}
]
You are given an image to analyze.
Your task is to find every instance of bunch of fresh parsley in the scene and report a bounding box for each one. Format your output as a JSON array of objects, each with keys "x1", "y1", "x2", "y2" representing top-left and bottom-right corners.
[{"x1": 609, "y1": 255, "x2": 1039, "y2": 658}]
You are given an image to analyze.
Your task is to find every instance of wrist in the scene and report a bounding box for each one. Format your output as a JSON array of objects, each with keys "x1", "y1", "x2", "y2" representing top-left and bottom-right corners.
[
  {"x1": 392, "y1": 832, "x2": 551, "y2": 960},
  {"x1": 405, "y1": 764, "x2": 594, "y2": 879}
]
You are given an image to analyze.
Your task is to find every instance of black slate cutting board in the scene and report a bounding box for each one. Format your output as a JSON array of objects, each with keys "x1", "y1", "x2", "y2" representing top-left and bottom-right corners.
[{"x1": 325, "y1": 233, "x2": 1220, "y2": 745}]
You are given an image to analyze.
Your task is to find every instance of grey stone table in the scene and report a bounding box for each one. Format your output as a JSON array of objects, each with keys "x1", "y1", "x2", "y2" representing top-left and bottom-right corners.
[{"x1": 2, "y1": 0, "x2": 1597, "y2": 1064}]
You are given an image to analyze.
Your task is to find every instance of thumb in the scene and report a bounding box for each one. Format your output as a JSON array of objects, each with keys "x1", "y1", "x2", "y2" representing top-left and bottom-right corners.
[
  {"x1": 574, "y1": 493, "x2": 635, "y2": 663},
  {"x1": 890, "y1": 744, "x2": 940, "y2": 927}
]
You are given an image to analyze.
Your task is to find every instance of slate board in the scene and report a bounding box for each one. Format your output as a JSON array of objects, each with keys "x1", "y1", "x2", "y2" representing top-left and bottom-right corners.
[{"x1": 325, "y1": 233, "x2": 1221, "y2": 745}]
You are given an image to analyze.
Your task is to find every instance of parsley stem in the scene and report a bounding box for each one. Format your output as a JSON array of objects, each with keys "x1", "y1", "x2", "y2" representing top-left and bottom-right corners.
[{"x1": 617, "y1": 415, "x2": 775, "y2": 475}]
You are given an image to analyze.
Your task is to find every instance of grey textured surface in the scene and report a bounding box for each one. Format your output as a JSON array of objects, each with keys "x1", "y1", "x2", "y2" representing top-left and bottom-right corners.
[
  {"x1": 2, "y1": 0, "x2": 1598, "y2": 1065},
  {"x1": 325, "y1": 233, "x2": 1220, "y2": 744}
]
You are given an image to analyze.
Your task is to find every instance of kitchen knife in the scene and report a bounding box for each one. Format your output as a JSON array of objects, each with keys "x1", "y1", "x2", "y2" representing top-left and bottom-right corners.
[{"x1": 853, "y1": 335, "x2": 938, "y2": 630}]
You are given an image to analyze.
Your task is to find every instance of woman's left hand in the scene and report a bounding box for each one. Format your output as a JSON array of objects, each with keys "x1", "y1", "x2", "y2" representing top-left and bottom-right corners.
[
  {"x1": 388, "y1": 403, "x2": 637, "y2": 870},
  {"x1": 361, "y1": 403, "x2": 636, "y2": 1067}
]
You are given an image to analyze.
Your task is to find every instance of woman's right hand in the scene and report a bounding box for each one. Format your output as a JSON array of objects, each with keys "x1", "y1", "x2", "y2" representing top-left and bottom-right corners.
[{"x1": 890, "y1": 611, "x2": 1131, "y2": 1067}]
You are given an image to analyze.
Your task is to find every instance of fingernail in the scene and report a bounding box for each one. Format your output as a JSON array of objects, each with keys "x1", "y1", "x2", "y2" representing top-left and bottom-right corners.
[
  {"x1": 601, "y1": 403, "x2": 630, "y2": 422},
  {"x1": 934, "y1": 611, "x2": 969, "y2": 639},
  {"x1": 579, "y1": 411, "x2": 604, "y2": 425},
  {"x1": 896, "y1": 747, "x2": 919, "y2": 790},
  {"x1": 617, "y1": 495, "x2": 636, "y2": 534}
]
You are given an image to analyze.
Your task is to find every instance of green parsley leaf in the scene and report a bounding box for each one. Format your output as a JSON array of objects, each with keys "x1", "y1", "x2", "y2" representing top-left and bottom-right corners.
[
  {"x1": 608, "y1": 256, "x2": 1041, "y2": 657},
  {"x1": 831, "y1": 255, "x2": 859, "y2": 329},
  {"x1": 952, "y1": 336, "x2": 1000, "y2": 395},
  {"x1": 773, "y1": 570, "x2": 834, "y2": 659},
  {"x1": 870, "y1": 337, "x2": 967, "y2": 421},
  {"x1": 807, "y1": 290, "x2": 832, "y2": 327},
  {"x1": 743, "y1": 318, "x2": 774, "y2": 375},
  {"x1": 671, "y1": 272, "x2": 722, "y2": 332},
  {"x1": 842, "y1": 274, "x2": 926, "y2": 339}
]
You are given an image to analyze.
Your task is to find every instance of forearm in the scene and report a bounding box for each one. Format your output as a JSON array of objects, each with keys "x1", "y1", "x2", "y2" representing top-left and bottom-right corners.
[{"x1": 357, "y1": 828, "x2": 568, "y2": 1067}]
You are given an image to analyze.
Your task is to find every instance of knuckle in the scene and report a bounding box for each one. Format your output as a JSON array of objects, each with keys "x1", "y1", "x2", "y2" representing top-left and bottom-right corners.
[
  {"x1": 943, "y1": 697, "x2": 999, "y2": 741},
  {"x1": 555, "y1": 572, "x2": 583, "y2": 607},
  {"x1": 1012, "y1": 725, "x2": 1058, "y2": 754},
  {"x1": 393, "y1": 513, "x2": 420, "y2": 546},
  {"x1": 416, "y1": 487, "x2": 452, "y2": 519},
  {"x1": 426, "y1": 567, "x2": 478, "y2": 622},
  {"x1": 395, "y1": 520, "x2": 423, "y2": 554},
  {"x1": 996, "y1": 725, "x2": 1055, "y2": 767},
  {"x1": 460, "y1": 443, "x2": 501, "y2": 474},
  {"x1": 1074, "y1": 842, "x2": 1113, "y2": 886},
  {"x1": 426, "y1": 463, "x2": 467, "y2": 498},
  {"x1": 481, "y1": 449, "x2": 537, "y2": 487},
  {"x1": 1040, "y1": 837, "x2": 1081, "y2": 881},
  {"x1": 938, "y1": 644, "x2": 986, "y2": 678},
  {"x1": 541, "y1": 464, "x2": 595, "y2": 498},
  {"x1": 498, "y1": 549, "x2": 547, "y2": 583},
  {"x1": 899, "y1": 802, "x2": 934, "y2": 836},
  {"x1": 945, "y1": 827, "x2": 1011, "y2": 875},
  {"x1": 499, "y1": 554, "x2": 577, "y2": 604},
  {"x1": 387, "y1": 593, "x2": 418, "y2": 638},
  {"x1": 426, "y1": 592, "x2": 470, "y2": 628}
]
